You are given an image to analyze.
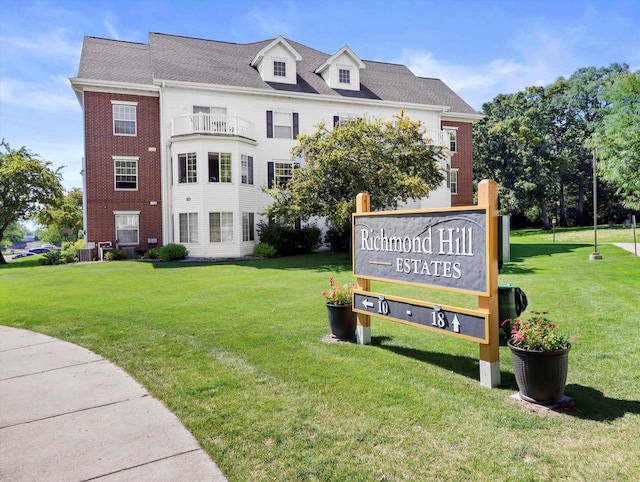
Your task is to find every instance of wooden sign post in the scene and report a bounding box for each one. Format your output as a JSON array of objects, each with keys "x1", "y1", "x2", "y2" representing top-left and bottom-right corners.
[{"x1": 352, "y1": 180, "x2": 501, "y2": 387}]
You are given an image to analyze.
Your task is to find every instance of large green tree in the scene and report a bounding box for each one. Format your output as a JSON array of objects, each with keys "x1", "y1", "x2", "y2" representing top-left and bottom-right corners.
[
  {"x1": 588, "y1": 71, "x2": 640, "y2": 210},
  {"x1": 35, "y1": 187, "x2": 83, "y2": 242},
  {"x1": 264, "y1": 113, "x2": 445, "y2": 232},
  {"x1": 474, "y1": 64, "x2": 630, "y2": 228},
  {"x1": 0, "y1": 140, "x2": 63, "y2": 264},
  {"x1": 0, "y1": 222, "x2": 25, "y2": 248}
]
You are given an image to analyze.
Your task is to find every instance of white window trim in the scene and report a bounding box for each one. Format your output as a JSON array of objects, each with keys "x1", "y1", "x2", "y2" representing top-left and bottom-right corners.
[
  {"x1": 273, "y1": 58, "x2": 287, "y2": 77},
  {"x1": 113, "y1": 156, "x2": 139, "y2": 191},
  {"x1": 113, "y1": 211, "x2": 140, "y2": 246},
  {"x1": 273, "y1": 110, "x2": 293, "y2": 139},
  {"x1": 444, "y1": 127, "x2": 458, "y2": 153},
  {"x1": 111, "y1": 101, "x2": 138, "y2": 137},
  {"x1": 209, "y1": 212, "x2": 234, "y2": 243},
  {"x1": 179, "y1": 212, "x2": 199, "y2": 244},
  {"x1": 338, "y1": 65, "x2": 351, "y2": 84},
  {"x1": 451, "y1": 168, "x2": 459, "y2": 195}
]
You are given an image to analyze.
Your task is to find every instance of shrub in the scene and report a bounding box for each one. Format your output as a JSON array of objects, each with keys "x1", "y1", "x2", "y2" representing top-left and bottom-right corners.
[
  {"x1": 39, "y1": 250, "x2": 62, "y2": 265},
  {"x1": 144, "y1": 248, "x2": 161, "y2": 259},
  {"x1": 61, "y1": 240, "x2": 85, "y2": 263},
  {"x1": 253, "y1": 243, "x2": 277, "y2": 258},
  {"x1": 324, "y1": 225, "x2": 351, "y2": 252},
  {"x1": 105, "y1": 249, "x2": 127, "y2": 261},
  {"x1": 159, "y1": 243, "x2": 188, "y2": 261},
  {"x1": 257, "y1": 221, "x2": 321, "y2": 255}
]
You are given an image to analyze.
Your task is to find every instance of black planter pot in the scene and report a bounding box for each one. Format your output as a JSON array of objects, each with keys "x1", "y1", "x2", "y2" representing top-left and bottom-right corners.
[
  {"x1": 508, "y1": 340, "x2": 571, "y2": 404},
  {"x1": 326, "y1": 303, "x2": 356, "y2": 340}
]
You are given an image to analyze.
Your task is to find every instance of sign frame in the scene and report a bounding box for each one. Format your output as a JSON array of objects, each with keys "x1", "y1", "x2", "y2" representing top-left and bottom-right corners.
[{"x1": 352, "y1": 205, "x2": 492, "y2": 296}]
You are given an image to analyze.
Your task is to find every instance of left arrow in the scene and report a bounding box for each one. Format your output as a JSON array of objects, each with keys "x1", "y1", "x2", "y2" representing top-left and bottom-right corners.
[{"x1": 362, "y1": 298, "x2": 374, "y2": 309}]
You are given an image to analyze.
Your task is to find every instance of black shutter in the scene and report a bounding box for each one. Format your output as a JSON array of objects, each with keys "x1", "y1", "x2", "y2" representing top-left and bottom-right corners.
[
  {"x1": 248, "y1": 156, "x2": 254, "y2": 185},
  {"x1": 292, "y1": 112, "x2": 299, "y2": 138},
  {"x1": 249, "y1": 213, "x2": 255, "y2": 241},
  {"x1": 266, "y1": 111, "x2": 273, "y2": 138},
  {"x1": 333, "y1": 116, "x2": 339, "y2": 127},
  {"x1": 267, "y1": 162, "x2": 274, "y2": 189}
]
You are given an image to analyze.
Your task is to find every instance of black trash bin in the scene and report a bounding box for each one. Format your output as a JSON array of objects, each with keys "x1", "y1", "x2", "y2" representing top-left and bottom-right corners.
[{"x1": 498, "y1": 285, "x2": 528, "y2": 343}]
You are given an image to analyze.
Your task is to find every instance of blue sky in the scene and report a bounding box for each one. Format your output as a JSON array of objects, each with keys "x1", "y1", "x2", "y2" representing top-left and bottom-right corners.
[{"x1": 1, "y1": 0, "x2": 639, "y2": 194}]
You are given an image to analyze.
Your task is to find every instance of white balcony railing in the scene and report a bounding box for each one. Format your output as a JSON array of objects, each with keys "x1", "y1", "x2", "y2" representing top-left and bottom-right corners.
[
  {"x1": 171, "y1": 113, "x2": 255, "y2": 139},
  {"x1": 423, "y1": 130, "x2": 451, "y2": 148}
]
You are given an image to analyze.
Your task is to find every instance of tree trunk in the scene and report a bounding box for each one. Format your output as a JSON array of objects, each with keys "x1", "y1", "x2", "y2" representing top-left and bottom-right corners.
[
  {"x1": 0, "y1": 251, "x2": 6, "y2": 265},
  {"x1": 541, "y1": 196, "x2": 550, "y2": 230},
  {"x1": 577, "y1": 176, "x2": 585, "y2": 225},
  {"x1": 559, "y1": 182, "x2": 567, "y2": 226}
]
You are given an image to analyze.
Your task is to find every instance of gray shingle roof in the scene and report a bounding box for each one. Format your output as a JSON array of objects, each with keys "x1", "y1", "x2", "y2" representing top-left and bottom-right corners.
[{"x1": 77, "y1": 33, "x2": 477, "y2": 115}]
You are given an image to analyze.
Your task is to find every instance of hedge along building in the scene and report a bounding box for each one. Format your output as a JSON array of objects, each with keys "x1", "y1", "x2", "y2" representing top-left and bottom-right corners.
[{"x1": 70, "y1": 33, "x2": 481, "y2": 258}]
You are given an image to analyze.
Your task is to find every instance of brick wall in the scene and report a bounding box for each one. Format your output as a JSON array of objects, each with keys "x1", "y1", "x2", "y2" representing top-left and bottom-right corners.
[
  {"x1": 84, "y1": 91, "x2": 162, "y2": 251},
  {"x1": 442, "y1": 120, "x2": 474, "y2": 207}
]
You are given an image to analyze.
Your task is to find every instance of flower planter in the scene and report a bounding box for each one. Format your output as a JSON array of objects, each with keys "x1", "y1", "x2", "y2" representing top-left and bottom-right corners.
[
  {"x1": 326, "y1": 303, "x2": 356, "y2": 340},
  {"x1": 508, "y1": 340, "x2": 571, "y2": 404}
]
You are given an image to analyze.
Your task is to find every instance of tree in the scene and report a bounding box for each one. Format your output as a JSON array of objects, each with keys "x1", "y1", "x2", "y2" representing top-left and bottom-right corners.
[
  {"x1": 35, "y1": 187, "x2": 83, "y2": 242},
  {"x1": 473, "y1": 64, "x2": 630, "y2": 228},
  {"x1": 589, "y1": 72, "x2": 640, "y2": 210},
  {"x1": 264, "y1": 113, "x2": 445, "y2": 233},
  {"x1": 0, "y1": 140, "x2": 63, "y2": 264},
  {"x1": 0, "y1": 221, "x2": 25, "y2": 248}
]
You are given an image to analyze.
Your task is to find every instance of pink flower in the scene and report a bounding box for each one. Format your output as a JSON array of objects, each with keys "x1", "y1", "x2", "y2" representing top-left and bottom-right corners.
[
  {"x1": 321, "y1": 291, "x2": 327, "y2": 296},
  {"x1": 513, "y1": 332, "x2": 526, "y2": 342}
]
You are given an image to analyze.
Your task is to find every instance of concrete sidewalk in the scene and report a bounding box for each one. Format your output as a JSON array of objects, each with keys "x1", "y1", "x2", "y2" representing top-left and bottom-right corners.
[
  {"x1": 613, "y1": 242, "x2": 639, "y2": 256},
  {"x1": 0, "y1": 326, "x2": 227, "y2": 481}
]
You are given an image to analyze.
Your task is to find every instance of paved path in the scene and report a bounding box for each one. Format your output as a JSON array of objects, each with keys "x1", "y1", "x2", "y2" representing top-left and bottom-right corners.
[
  {"x1": 613, "y1": 242, "x2": 639, "y2": 256},
  {"x1": 0, "y1": 326, "x2": 227, "y2": 481}
]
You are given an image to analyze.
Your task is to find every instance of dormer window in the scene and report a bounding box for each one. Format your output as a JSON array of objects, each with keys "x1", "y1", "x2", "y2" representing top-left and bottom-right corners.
[
  {"x1": 251, "y1": 36, "x2": 302, "y2": 85},
  {"x1": 315, "y1": 45, "x2": 365, "y2": 92},
  {"x1": 273, "y1": 60, "x2": 287, "y2": 77},
  {"x1": 339, "y1": 68, "x2": 350, "y2": 84}
]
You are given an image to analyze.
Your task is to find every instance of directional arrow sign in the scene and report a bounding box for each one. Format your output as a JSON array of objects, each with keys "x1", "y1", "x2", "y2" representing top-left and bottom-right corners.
[
  {"x1": 452, "y1": 315, "x2": 460, "y2": 333},
  {"x1": 361, "y1": 298, "x2": 374, "y2": 309},
  {"x1": 353, "y1": 290, "x2": 489, "y2": 343}
]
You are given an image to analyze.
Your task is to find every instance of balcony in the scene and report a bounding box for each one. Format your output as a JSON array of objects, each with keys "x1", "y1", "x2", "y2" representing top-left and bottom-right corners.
[
  {"x1": 423, "y1": 130, "x2": 451, "y2": 148},
  {"x1": 171, "y1": 113, "x2": 255, "y2": 140}
]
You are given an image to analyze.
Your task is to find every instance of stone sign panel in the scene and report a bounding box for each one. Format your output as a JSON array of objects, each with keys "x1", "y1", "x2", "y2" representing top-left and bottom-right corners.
[{"x1": 353, "y1": 208, "x2": 488, "y2": 295}]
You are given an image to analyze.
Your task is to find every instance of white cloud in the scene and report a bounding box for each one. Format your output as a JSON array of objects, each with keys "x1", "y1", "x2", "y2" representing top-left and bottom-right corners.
[
  {"x1": 401, "y1": 27, "x2": 587, "y2": 110},
  {"x1": 0, "y1": 77, "x2": 78, "y2": 112},
  {"x1": 0, "y1": 29, "x2": 81, "y2": 66},
  {"x1": 247, "y1": 2, "x2": 297, "y2": 37},
  {"x1": 103, "y1": 16, "x2": 120, "y2": 40}
]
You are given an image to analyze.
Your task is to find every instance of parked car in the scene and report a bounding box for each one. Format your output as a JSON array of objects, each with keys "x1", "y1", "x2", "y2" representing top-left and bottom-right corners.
[
  {"x1": 12, "y1": 252, "x2": 35, "y2": 259},
  {"x1": 40, "y1": 244, "x2": 58, "y2": 250},
  {"x1": 28, "y1": 247, "x2": 52, "y2": 254}
]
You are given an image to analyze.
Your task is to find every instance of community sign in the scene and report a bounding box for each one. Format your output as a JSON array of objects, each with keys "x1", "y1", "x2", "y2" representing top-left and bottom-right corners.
[{"x1": 353, "y1": 207, "x2": 489, "y2": 295}]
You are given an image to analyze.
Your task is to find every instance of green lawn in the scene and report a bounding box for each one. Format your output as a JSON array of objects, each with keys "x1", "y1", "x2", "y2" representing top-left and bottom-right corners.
[{"x1": 2, "y1": 230, "x2": 639, "y2": 481}]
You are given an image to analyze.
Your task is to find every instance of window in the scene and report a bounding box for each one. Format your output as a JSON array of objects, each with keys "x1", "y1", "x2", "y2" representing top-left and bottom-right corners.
[
  {"x1": 275, "y1": 162, "x2": 294, "y2": 186},
  {"x1": 210, "y1": 212, "x2": 233, "y2": 242},
  {"x1": 114, "y1": 157, "x2": 138, "y2": 190},
  {"x1": 266, "y1": 111, "x2": 299, "y2": 139},
  {"x1": 179, "y1": 213, "x2": 198, "y2": 243},
  {"x1": 274, "y1": 111, "x2": 292, "y2": 138},
  {"x1": 112, "y1": 101, "x2": 137, "y2": 136},
  {"x1": 339, "y1": 68, "x2": 350, "y2": 84},
  {"x1": 242, "y1": 213, "x2": 255, "y2": 241},
  {"x1": 241, "y1": 155, "x2": 254, "y2": 185},
  {"x1": 178, "y1": 153, "x2": 197, "y2": 183},
  {"x1": 450, "y1": 169, "x2": 459, "y2": 195},
  {"x1": 447, "y1": 129, "x2": 457, "y2": 153},
  {"x1": 273, "y1": 60, "x2": 286, "y2": 77},
  {"x1": 208, "y1": 152, "x2": 232, "y2": 183},
  {"x1": 114, "y1": 212, "x2": 139, "y2": 245}
]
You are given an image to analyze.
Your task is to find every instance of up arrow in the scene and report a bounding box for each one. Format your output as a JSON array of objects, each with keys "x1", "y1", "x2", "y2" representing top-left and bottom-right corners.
[
  {"x1": 452, "y1": 315, "x2": 461, "y2": 333},
  {"x1": 362, "y1": 298, "x2": 374, "y2": 309}
]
